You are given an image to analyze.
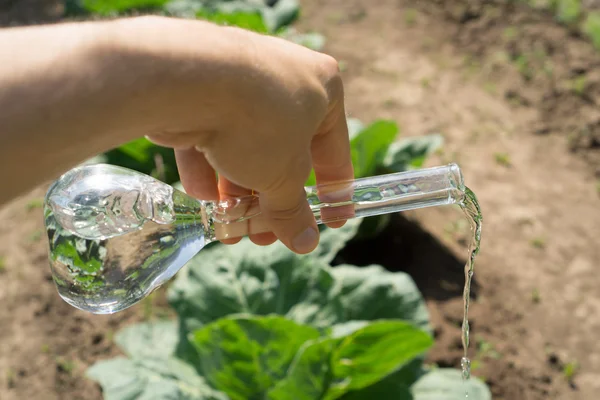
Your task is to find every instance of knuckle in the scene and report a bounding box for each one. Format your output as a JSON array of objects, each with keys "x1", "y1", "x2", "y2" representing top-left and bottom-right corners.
[
  {"x1": 315, "y1": 55, "x2": 344, "y2": 105},
  {"x1": 264, "y1": 197, "x2": 306, "y2": 222},
  {"x1": 319, "y1": 54, "x2": 341, "y2": 77}
]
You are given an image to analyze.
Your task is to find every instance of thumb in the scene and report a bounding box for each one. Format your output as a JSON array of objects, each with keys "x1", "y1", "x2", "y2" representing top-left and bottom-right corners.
[{"x1": 259, "y1": 182, "x2": 319, "y2": 255}]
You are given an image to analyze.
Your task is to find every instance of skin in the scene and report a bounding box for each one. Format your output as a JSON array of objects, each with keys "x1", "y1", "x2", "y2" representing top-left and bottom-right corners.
[{"x1": 0, "y1": 15, "x2": 354, "y2": 254}]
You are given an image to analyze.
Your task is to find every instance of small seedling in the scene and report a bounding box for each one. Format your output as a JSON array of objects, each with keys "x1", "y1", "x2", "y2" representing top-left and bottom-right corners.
[
  {"x1": 530, "y1": 236, "x2": 546, "y2": 249},
  {"x1": 532, "y1": 288, "x2": 541, "y2": 303},
  {"x1": 563, "y1": 361, "x2": 579, "y2": 381},
  {"x1": 554, "y1": 0, "x2": 581, "y2": 25},
  {"x1": 338, "y1": 60, "x2": 348, "y2": 72},
  {"x1": 55, "y1": 357, "x2": 75, "y2": 375},
  {"x1": 41, "y1": 344, "x2": 50, "y2": 353},
  {"x1": 570, "y1": 75, "x2": 587, "y2": 97},
  {"x1": 6, "y1": 367, "x2": 15, "y2": 388},
  {"x1": 583, "y1": 12, "x2": 600, "y2": 50},
  {"x1": 470, "y1": 359, "x2": 482, "y2": 371},
  {"x1": 0, "y1": 256, "x2": 5, "y2": 273},
  {"x1": 595, "y1": 180, "x2": 600, "y2": 195},
  {"x1": 514, "y1": 55, "x2": 533, "y2": 80},
  {"x1": 26, "y1": 199, "x2": 43, "y2": 211},
  {"x1": 29, "y1": 230, "x2": 42, "y2": 243},
  {"x1": 477, "y1": 337, "x2": 502, "y2": 360},
  {"x1": 420, "y1": 77, "x2": 431, "y2": 88},
  {"x1": 494, "y1": 152, "x2": 512, "y2": 167},
  {"x1": 404, "y1": 8, "x2": 418, "y2": 25}
]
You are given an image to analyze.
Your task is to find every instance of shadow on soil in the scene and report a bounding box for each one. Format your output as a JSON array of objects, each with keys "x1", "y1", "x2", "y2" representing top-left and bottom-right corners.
[{"x1": 333, "y1": 214, "x2": 479, "y2": 302}]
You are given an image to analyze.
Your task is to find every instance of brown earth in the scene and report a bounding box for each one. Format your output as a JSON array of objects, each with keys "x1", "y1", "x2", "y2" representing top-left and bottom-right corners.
[{"x1": 2, "y1": 0, "x2": 600, "y2": 399}]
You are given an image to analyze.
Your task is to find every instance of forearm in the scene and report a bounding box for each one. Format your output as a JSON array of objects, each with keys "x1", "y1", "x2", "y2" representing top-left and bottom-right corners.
[{"x1": 0, "y1": 16, "x2": 248, "y2": 205}]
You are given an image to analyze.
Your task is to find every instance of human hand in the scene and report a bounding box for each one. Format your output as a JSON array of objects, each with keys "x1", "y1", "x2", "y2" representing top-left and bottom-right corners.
[
  {"x1": 0, "y1": 15, "x2": 353, "y2": 254},
  {"x1": 124, "y1": 17, "x2": 354, "y2": 254}
]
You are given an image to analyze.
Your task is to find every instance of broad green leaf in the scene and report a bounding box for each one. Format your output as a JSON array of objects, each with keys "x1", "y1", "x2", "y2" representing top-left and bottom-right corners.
[
  {"x1": 189, "y1": 315, "x2": 320, "y2": 400},
  {"x1": 115, "y1": 320, "x2": 179, "y2": 359},
  {"x1": 339, "y1": 358, "x2": 425, "y2": 399},
  {"x1": 261, "y1": 0, "x2": 300, "y2": 33},
  {"x1": 104, "y1": 138, "x2": 180, "y2": 183},
  {"x1": 115, "y1": 138, "x2": 155, "y2": 163},
  {"x1": 163, "y1": 0, "x2": 203, "y2": 18},
  {"x1": 411, "y1": 368, "x2": 491, "y2": 400},
  {"x1": 169, "y1": 243, "x2": 343, "y2": 333},
  {"x1": 331, "y1": 264, "x2": 430, "y2": 331},
  {"x1": 347, "y1": 118, "x2": 365, "y2": 140},
  {"x1": 168, "y1": 219, "x2": 362, "y2": 332},
  {"x1": 330, "y1": 320, "x2": 369, "y2": 338},
  {"x1": 267, "y1": 338, "x2": 336, "y2": 400},
  {"x1": 350, "y1": 120, "x2": 399, "y2": 178},
  {"x1": 382, "y1": 134, "x2": 444, "y2": 173},
  {"x1": 340, "y1": 377, "x2": 412, "y2": 399},
  {"x1": 80, "y1": 0, "x2": 169, "y2": 15},
  {"x1": 86, "y1": 356, "x2": 228, "y2": 400},
  {"x1": 196, "y1": 9, "x2": 268, "y2": 33},
  {"x1": 304, "y1": 169, "x2": 317, "y2": 186},
  {"x1": 270, "y1": 320, "x2": 432, "y2": 400},
  {"x1": 326, "y1": 321, "x2": 433, "y2": 399}
]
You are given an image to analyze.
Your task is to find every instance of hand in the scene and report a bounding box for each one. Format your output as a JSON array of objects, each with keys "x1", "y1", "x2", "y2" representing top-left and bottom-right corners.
[
  {"x1": 0, "y1": 16, "x2": 354, "y2": 255},
  {"x1": 132, "y1": 17, "x2": 354, "y2": 254}
]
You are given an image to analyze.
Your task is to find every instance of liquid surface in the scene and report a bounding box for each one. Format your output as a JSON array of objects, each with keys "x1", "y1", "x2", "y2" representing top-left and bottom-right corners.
[{"x1": 458, "y1": 187, "x2": 483, "y2": 393}]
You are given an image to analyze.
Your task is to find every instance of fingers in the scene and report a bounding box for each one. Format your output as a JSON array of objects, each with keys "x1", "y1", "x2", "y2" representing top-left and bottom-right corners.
[
  {"x1": 218, "y1": 177, "x2": 277, "y2": 246},
  {"x1": 259, "y1": 155, "x2": 319, "y2": 254},
  {"x1": 311, "y1": 99, "x2": 355, "y2": 228},
  {"x1": 174, "y1": 148, "x2": 219, "y2": 200}
]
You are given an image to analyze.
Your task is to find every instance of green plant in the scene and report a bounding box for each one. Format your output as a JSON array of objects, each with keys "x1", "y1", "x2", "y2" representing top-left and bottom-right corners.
[
  {"x1": 0, "y1": 256, "x2": 5, "y2": 273},
  {"x1": 514, "y1": 54, "x2": 534, "y2": 80},
  {"x1": 56, "y1": 357, "x2": 76, "y2": 375},
  {"x1": 530, "y1": 236, "x2": 546, "y2": 249},
  {"x1": 532, "y1": 288, "x2": 541, "y2": 303},
  {"x1": 563, "y1": 360, "x2": 579, "y2": 381},
  {"x1": 494, "y1": 152, "x2": 511, "y2": 167},
  {"x1": 404, "y1": 8, "x2": 418, "y2": 25},
  {"x1": 553, "y1": 0, "x2": 581, "y2": 25},
  {"x1": 570, "y1": 75, "x2": 587, "y2": 96},
  {"x1": 583, "y1": 12, "x2": 600, "y2": 50},
  {"x1": 87, "y1": 220, "x2": 491, "y2": 399},
  {"x1": 29, "y1": 230, "x2": 43, "y2": 243},
  {"x1": 26, "y1": 199, "x2": 43, "y2": 210}
]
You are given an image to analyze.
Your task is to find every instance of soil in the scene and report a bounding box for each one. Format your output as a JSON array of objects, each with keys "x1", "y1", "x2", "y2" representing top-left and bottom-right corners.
[{"x1": 2, "y1": 0, "x2": 600, "y2": 399}]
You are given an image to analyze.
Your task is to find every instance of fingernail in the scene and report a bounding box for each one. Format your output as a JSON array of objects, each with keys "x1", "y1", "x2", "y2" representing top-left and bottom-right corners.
[
  {"x1": 319, "y1": 186, "x2": 353, "y2": 203},
  {"x1": 292, "y1": 227, "x2": 318, "y2": 253}
]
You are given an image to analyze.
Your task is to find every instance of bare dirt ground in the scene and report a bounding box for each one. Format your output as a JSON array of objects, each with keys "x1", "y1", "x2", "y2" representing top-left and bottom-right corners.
[{"x1": 1, "y1": 1, "x2": 600, "y2": 399}]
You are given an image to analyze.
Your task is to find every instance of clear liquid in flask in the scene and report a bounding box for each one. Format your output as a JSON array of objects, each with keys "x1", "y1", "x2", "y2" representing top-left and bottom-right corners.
[{"x1": 44, "y1": 173, "x2": 212, "y2": 314}]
